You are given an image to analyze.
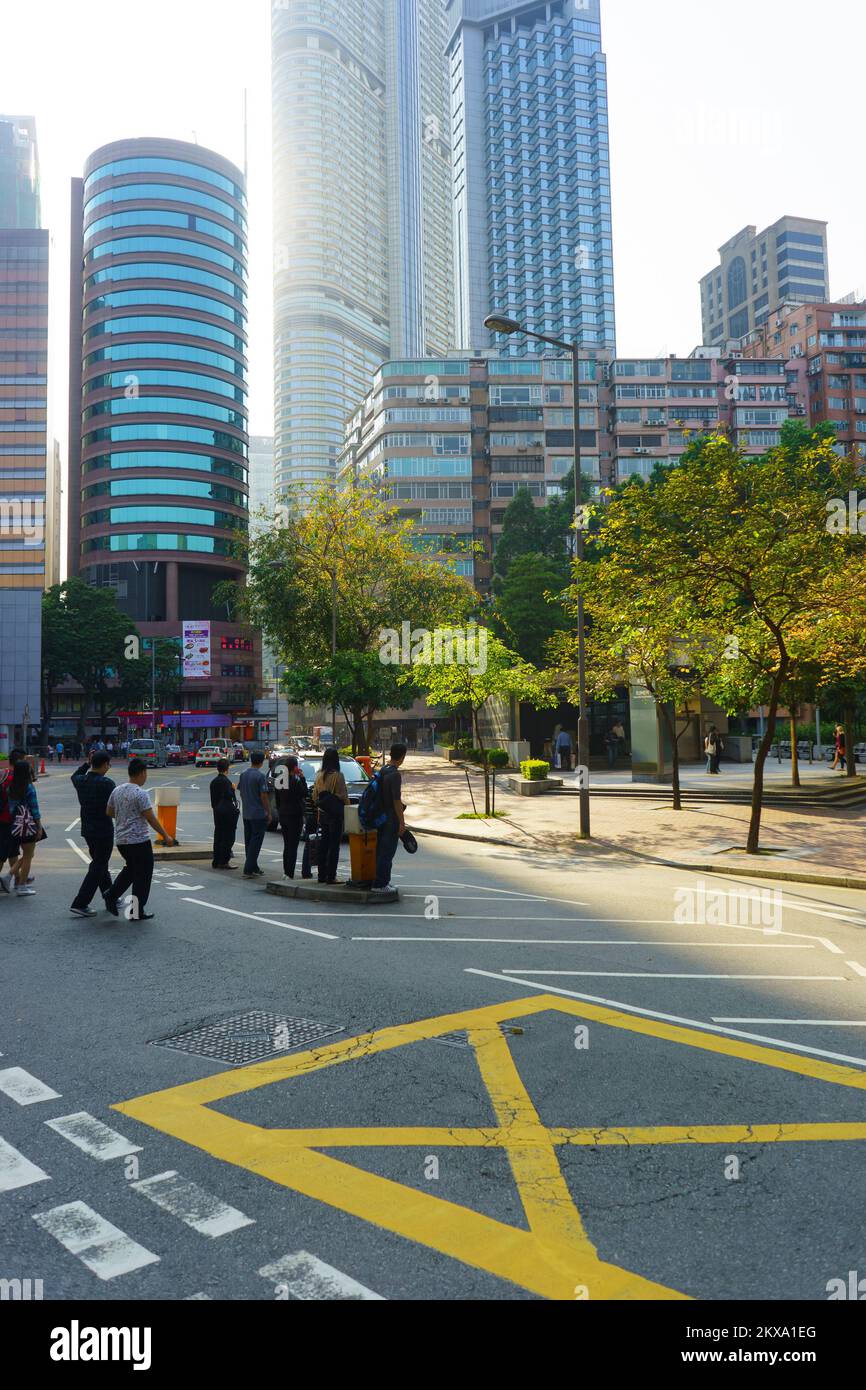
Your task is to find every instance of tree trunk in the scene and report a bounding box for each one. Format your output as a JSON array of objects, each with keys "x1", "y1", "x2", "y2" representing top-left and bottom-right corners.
[
  {"x1": 659, "y1": 704, "x2": 682, "y2": 811},
  {"x1": 473, "y1": 706, "x2": 490, "y2": 816},
  {"x1": 844, "y1": 706, "x2": 857, "y2": 778},
  {"x1": 789, "y1": 711, "x2": 800, "y2": 789},
  {"x1": 747, "y1": 665, "x2": 787, "y2": 853}
]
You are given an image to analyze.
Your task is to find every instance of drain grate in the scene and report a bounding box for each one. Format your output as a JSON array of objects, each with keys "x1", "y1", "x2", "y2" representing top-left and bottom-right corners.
[
  {"x1": 149, "y1": 1010, "x2": 344, "y2": 1066},
  {"x1": 432, "y1": 1025, "x2": 525, "y2": 1049}
]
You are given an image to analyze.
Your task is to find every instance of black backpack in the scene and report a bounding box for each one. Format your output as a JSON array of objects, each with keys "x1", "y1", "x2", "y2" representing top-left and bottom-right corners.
[{"x1": 358, "y1": 770, "x2": 388, "y2": 831}]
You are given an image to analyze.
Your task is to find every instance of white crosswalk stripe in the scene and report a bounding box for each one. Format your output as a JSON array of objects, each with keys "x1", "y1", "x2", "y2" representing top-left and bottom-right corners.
[
  {"x1": 33, "y1": 1201, "x2": 160, "y2": 1280},
  {"x1": 130, "y1": 1170, "x2": 255, "y2": 1237},
  {"x1": 0, "y1": 1134, "x2": 50, "y2": 1191},
  {"x1": 45, "y1": 1112, "x2": 142, "y2": 1161},
  {"x1": 0, "y1": 1067, "x2": 61, "y2": 1106},
  {"x1": 259, "y1": 1252, "x2": 384, "y2": 1300}
]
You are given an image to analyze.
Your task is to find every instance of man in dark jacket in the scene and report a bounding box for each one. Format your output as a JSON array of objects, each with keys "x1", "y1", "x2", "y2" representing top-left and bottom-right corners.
[
  {"x1": 70, "y1": 752, "x2": 116, "y2": 917},
  {"x1": 210, "y1": 759, "x2": 239, "y2": 869},
  {"x1": 273, "y1": 755, "x2": 308, "y2": 879}
]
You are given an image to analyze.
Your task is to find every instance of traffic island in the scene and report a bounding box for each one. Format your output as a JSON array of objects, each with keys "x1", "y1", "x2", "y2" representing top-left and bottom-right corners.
[
  {"x1": 153, "y1": 841, "x2": 213, "y2": 861},
  {"x1": 266, "y1": 880, "x2": 399, "y2": 905}
]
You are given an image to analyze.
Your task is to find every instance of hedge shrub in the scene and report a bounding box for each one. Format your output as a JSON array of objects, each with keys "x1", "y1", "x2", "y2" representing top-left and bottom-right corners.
[{"x1": 520, "y1": 759, "x2": 550, "y2": 781}]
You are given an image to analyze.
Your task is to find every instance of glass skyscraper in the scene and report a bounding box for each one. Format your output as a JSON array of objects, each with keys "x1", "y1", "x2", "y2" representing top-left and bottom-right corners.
[
  {"x1": 446, "y1": 0, "x2": 616, "y2": 355},
  {"x1": 272, "y1": 0, "x2": 454, "y2": 492},
  {"x1": 0, "y1": 114, "x2": 46, "y2": 749},
  {"x1": 68, "y1": 138, "x2": 260, "y2": 729}
]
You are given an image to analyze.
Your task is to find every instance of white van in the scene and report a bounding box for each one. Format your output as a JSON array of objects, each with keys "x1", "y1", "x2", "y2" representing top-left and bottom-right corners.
[{"x1": 128, "y1": 738, "x2": 168, "y2": 769}]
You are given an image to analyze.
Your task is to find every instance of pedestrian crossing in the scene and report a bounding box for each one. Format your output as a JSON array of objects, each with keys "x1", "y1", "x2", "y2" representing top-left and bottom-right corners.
[{"x1": 1, "y1": 1064, "x2": 385, "y2": 1298}]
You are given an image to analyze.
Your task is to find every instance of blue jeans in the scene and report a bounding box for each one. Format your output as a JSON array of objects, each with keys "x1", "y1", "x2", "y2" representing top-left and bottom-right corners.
[
  {"x1": 374, "y1": 817, "x2": 400, "y2": 889},
  {"x1": 243, "y1": 817, "x2": 267, "y2": 875}
]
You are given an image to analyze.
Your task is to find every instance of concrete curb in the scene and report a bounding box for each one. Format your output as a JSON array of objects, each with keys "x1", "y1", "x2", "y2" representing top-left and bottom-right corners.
[
  {"x1": 153, "y1": 843, "x2": 213, "y2": 861},
  {"x1": 266, "y1": 880, "x2": 399, "y2": 905},
  {"x1": 408, "y1": 824, "x2": 865, "y2": 888}
]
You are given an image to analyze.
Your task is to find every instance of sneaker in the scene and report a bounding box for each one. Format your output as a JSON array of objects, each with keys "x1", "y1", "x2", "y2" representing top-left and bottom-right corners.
[
  {"x1": 252, "y1": 868, "x2": 265, "y2": 876},
  {"x1": 70, "y1": 906, "x2": 98, "y2": 918},
  {"x1": 14, "y1": 885, "x2": 36, "y2": 897},
  {"x1": 370, "y1": 884, "x2": 393, "y2": 895},
  {"x1": 131, "y1": 912, "x2": 155, "y2": 922},
  {"x1": 0, "y1": 873, "x2": 12, "y2": 894}
]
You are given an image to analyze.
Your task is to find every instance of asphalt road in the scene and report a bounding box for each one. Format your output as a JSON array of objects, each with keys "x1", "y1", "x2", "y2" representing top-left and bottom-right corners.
[{"x1": 3, "y1": 763, "x2": 866, "y2": 1302}]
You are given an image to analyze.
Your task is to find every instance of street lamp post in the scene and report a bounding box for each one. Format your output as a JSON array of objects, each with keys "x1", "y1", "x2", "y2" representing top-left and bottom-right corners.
[{"x1": 484, "y1": 314, "x2": 591, "y2": 839}]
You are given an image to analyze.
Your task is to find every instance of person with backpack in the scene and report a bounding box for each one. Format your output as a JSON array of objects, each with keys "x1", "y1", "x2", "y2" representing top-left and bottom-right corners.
[
  {"x1": 361, "y1": 743, "x2": 407, "y2": 895},
  {"x1": 274, "y1": 755, "x2": 308, "y2": 879},
  {"x1": 0, "y1": 748, "x2": 25, "y2": 891},
  {"x1": 312, "y1": 747, "x2": 349, "y2": 885},
  {"x1": 210, "y1": 759, "x2": 239, "y2": 869},
  {"x1": 70, "y1": 751, "x2": 116, "y2": 917},
  {"x1": 3, "y1": 760, "x2": 42, "y2": 896}
]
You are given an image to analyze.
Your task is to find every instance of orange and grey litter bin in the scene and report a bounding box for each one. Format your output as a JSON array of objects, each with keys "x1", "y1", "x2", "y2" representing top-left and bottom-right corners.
[{"x1": 155, "y1": 785, "x2": 180, "y2": 840}]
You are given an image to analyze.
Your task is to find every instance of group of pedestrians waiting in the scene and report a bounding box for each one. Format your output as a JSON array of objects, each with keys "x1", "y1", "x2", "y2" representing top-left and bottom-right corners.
[{"x1": 211, "y1": 744, "x2": 408, "y2": 894}]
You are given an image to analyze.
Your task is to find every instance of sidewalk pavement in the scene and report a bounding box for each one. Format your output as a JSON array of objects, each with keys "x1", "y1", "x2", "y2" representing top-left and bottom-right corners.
[{"x1": 403, "y1": 754, "x2": 866, "y2": 888}]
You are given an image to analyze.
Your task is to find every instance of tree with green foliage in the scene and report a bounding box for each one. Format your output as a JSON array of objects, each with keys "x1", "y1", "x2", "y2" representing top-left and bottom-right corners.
[
  {"x1": 42, "y1": 580, "x2": 142, "y2": 739},
  {"x1": 406, "y1": 628, "x2": 555, "y2": 815},
  {"x1": 219, "y1": 482, "x2": 476, "y2": 753},
  {"x1": 575, "y1": 432, "x2": 866, "y2": 851},
  {"x1": 495, "y1": 552, "x2": 571, "y2": 666}
]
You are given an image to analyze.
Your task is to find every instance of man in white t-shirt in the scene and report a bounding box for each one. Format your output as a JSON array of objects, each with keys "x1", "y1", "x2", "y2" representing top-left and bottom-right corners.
[{"x1": 104, "y1": 758, "x2": 176, "y2": 921}]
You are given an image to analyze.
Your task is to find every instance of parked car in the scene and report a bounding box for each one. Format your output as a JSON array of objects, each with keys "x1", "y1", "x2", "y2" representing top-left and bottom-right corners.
[
  {"x1": 166, "y1": 744, "x2": 185, "y2": 765},
  {"x1": 195, "y1": 738, "x2": 233, "y2": 768},
  {"x1": 128, "y1": 737, "x2": 168, "y2": 769}
]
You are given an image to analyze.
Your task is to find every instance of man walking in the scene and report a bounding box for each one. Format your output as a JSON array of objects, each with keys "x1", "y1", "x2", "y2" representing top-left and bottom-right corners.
[
  {"x1": 238, "y1": 751, "x2": 273, "y2": 879},
  {"x1": 371, "y1": 743, "x2": 407, "y2": 895},
  {"x1": 70, "y1": 751, "x2": 116, "y2": 918},
  {"x1": 209, "y1": 758, "x2": 239, "y2": 869},
  {"x1": 55, "y1": 740, "x2": 64, "y2": 764},
  {"x1": 554, "y1": 726, "x2": 573, "y2": 773},
  {"x1": 104, "y1": 758, "x2": 176, "y2": 921}
]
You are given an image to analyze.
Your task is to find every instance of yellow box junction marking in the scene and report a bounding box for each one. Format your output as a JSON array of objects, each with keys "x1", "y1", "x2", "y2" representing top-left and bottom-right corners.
[{"x1": 114, "y1": 995, "x2": 866, "y2": 1301}]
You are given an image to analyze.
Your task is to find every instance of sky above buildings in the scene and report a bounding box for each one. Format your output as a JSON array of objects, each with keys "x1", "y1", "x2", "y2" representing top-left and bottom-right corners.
[{"x1": 1, "y1": 0, "x2": 863, "y2": 450}]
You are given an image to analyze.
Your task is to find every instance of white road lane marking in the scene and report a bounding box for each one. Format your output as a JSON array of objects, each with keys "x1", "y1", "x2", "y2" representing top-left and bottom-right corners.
[
  {"x1": 0, "y1": 1067, "x2": 61, "y2": 1106},
  {"x1": 33, "y1": 1201, "x2": 160, "y2": 1280},
  {"x1": 0, "y1": 1135, "x2": 50, "y2": 1191},
  {"x1": 180, "y1": 898, "x2": 338, "y2": 940},
  {"x1": 497, "y1": 970, "x2": 845, "y2": 981},
  {"x1": 432, "y1": 879, "x2": 590, "y2": 906},
  {"x1": 259, "y1": 1252, "x2": 384, "y2": 1300},
  {"x1": 64, "y1": 817, "x2": 80, "y2": 832},
  {"x1": 45, "y1": 1112, "x2": 142, "y2": 1161},
  {"x1": 714, "y1": 1018, "x2": 866, "y2": 1025},
  {"x1": 186, "y1": 1292, "x2": 212, "y2": 1299},
  {"x1": 65, "y1": 837, "x2": 91, "y2": 865},
  {"x1": 464, "y1": 968, "x2": 866, "y2": 1068},
  {"x1": 351, "y1": 937, "x2": 816, "y2": 947},
  {"x1": 168, "y1": 883, "x2": 204, "y2": 890},
  {"x1": 846, "y1": 961, "x2": 866, "y2": 978},
  {"x1": 131, "y1": 1170, "x2": 255, "y2": 1237}
]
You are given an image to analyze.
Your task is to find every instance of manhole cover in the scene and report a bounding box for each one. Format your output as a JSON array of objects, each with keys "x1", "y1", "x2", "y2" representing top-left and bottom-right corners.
[{"x1": 150, "y1": 1011, "x2": 344, "y2": 1065}]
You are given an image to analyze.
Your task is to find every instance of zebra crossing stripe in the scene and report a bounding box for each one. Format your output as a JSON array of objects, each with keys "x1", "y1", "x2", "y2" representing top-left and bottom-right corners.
[
  {"x1": 131, "y1": 1170, "x2": 255, "y2": 1237},
  {"x1": 0, "y1": 1134, "x2": 50, "y2": 1191},
  {"x1": 0, "y1": 1067, "x2": 61, "y2": 1106},
  {"x1": 45, "y1": 1112, "x2": 142, "y2": 1161},
  {"x1": 259, "y1": 1252, "x2": 384, "y2": 1300},
  {"x1": 33, "y1": 1201, "x2": 159, "y2": 1280}
]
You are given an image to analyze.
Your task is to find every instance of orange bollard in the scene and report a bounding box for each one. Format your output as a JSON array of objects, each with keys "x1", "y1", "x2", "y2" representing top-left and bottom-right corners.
[
  {"x1": 159, "y1": 804, "x2": 178, "y2": 840},
  {"x1": 39, "y1": 757, "x2": 46, "y2": 775}
]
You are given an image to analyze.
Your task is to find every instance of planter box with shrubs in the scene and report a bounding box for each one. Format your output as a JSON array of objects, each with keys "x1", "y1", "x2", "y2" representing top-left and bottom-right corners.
[{"x1": 520, "y1": 759, "x2": 550, "y2": 780}]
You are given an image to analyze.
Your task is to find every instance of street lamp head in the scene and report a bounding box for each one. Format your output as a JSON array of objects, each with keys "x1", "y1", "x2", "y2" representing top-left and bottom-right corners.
[{"x1": 484, "y1": 313, "x2": 523, "y2": 336}]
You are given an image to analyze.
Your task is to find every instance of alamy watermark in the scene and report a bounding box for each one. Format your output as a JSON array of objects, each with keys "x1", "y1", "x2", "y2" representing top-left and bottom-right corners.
[
  {"x1": 0, "y1": 496, "x2": 44, "y2": 546},
  {"x1": 826, "y1": 492, "x2": 866, "y2": 535},
  {"x1": 674, "y1": 880, "x2": 783, "y2": 932},
  {"x1": 378, "y1": 622, "x2": 488, "y2": 675}
]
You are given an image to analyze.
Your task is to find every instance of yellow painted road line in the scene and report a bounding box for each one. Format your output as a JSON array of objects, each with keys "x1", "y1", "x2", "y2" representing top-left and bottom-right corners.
[{"x1": 114, "y1": 992, "x2": 866, "y2": 1302}]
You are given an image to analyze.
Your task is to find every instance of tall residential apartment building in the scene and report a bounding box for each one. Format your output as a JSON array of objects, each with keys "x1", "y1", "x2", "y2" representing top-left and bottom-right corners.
[
  {"x1": 67, "y1": 138, "x2": 261, "y2": 733},
  {"x1": 699, "y1": 216, "x2": 829, "y2": 346},
  {"x1": 272, "y1": 0, "x2": 454, "y2": 492},
  {"x1": 446, "y1": 0, "x2": 616, "y2": 357},
  {"x1": 339, "y1": 351, "x2": 611, "y2": 595},
  {"x1": 741, "y1": 296, "x2": 866, "y2": 459},
  {"x1": 0, "y1": 114, "x2": 46, "y2": 747}
]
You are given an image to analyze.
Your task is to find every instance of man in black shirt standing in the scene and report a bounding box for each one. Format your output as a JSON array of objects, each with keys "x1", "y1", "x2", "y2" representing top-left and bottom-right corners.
[
  {"x1": 210, "y1": 759, "x2": 239, "y2": 869},
  {"x1": 70, "y1": 751, "x2": 116, "y2": 918},
  {"x1": 371, "y1": 743, "x2": 407, "y2": 894}
]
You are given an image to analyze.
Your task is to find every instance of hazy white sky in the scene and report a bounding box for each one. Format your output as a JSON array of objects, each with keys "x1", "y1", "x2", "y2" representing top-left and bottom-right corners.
[{"x1": 1, "y1": 0, "x2": 863, "y2": 453}]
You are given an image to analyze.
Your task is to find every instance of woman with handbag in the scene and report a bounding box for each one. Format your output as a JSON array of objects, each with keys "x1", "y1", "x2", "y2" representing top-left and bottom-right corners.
[
  {"x1": 210, "y1": 759, "x2": 240, "y2": 869},
  {"x1": 312, "y1": 747, "x2": 349, "y2": 885},
  {"x1": 6, "y1": 760, "x2": 43, "y2": 897}
]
